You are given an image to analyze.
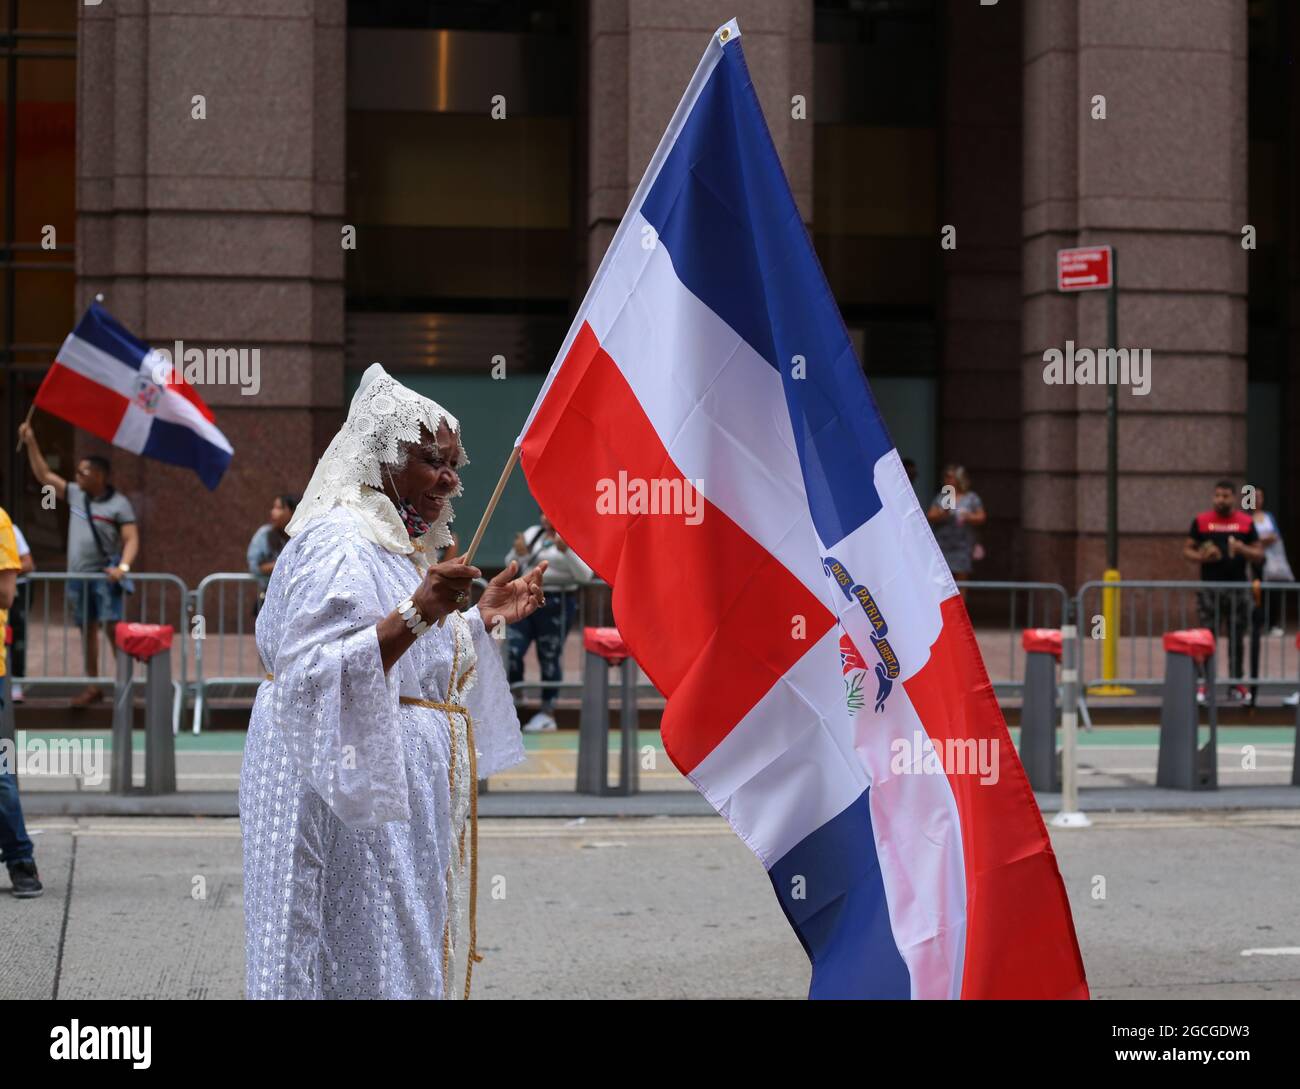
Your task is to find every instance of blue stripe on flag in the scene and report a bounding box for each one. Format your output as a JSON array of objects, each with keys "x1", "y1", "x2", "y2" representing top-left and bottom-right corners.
[
  {"x1": 73, "y1": 301, "x2": 151, "y2": 374},
  {"x1": 141, "y1": 418, "x2": 232, "y2": 491},
  {"x1": 641, "y1": 42, "x2": 893, "y2": 548},
  {"x1": 768, "y1": 787, "x2": 912, "y2": 999}
]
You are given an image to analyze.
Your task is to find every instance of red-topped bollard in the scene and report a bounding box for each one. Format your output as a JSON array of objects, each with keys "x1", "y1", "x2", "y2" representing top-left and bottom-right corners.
[
  {"x1": 111, "y1": 623, "x2": 176, "y2": 795},
  {"x1": 1157, "y1": 627, "x2": 1217, "y2": 791},
  {"x1": 578, "y1": 627, "x2": 639, "y2": 796},
  {"x1": 1162, "y1": 628, "x2": 1216, "y2": 662},
  {"x1": 1019, "y1": 629, "x2": 1063, "y2": 792}
]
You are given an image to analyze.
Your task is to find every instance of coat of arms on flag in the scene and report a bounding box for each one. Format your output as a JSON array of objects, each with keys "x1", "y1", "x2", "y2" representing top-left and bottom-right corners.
[{"x1": 839, "y1": 632, "x2": 869, "y2": 717}]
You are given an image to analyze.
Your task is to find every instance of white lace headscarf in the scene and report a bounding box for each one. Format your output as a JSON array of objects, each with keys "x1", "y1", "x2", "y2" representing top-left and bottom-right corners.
[{"x1": 286, "y1": 362, "x2": 467, "y2": 561}]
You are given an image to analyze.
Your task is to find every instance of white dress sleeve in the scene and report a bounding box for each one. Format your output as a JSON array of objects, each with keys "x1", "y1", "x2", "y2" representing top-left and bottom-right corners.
[
  {"x1": 462, "y1": 605, "x2": 526, "y2": 779},
  {"x1": 268, "y1": 520, "x2": 409, "y2": 828}
]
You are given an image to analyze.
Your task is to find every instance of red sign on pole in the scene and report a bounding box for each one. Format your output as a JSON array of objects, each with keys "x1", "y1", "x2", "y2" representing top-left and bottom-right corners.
[{"x1": 1056, "y1": 245, "x2": 1113, "y2": 292}]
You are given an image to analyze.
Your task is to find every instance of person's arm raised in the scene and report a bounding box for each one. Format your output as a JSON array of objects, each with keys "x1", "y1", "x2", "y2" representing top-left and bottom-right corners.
[{"x1": 17, "y1": 422, "x2": 67, "y2": 499}]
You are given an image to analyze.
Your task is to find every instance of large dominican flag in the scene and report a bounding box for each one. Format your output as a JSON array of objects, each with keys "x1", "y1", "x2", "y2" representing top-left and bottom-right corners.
[
  {"x1": 517, "y1": 21, "x2": 1087, "y2": 998},
  {"x1": 34, "y1": 302, "x2": 233, "y2": 489}
]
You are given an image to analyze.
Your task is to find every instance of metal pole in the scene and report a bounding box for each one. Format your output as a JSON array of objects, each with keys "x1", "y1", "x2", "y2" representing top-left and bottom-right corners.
[
  {"x1": 144, "y1": 648, "x2": 176, "y2": 794},
  {"x1": 1052, "y1": 611, "x2": 1090, "y2": 827},
  {"x1": 111, "y1": 649, "x2": 133, "y2": 794},
  {"x1": 1106, "y1": 248, "x2": 1119, "y2": 570}
]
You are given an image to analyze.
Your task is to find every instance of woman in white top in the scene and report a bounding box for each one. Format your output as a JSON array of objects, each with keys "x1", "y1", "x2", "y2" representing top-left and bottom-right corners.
[{"x1": 1252, "y1": 488, "x2": 1293, "y2": 637}]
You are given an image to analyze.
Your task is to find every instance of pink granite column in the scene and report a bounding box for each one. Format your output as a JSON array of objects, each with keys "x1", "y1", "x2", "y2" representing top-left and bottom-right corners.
[
  {"x1": 586, "y1": 0, "x2": 812, "y2": 284},
  {"x1": 1021, "y1": 0, "x2": 1248, "y2": 587},
  {"x1": 76, "y1": 0, "x2": 345, "y2": 587}
]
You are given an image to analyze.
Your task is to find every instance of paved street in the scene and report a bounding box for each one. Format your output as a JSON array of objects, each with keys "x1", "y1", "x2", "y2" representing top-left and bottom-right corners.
[{"x1": 2, "y1": 810, "x2": 1298, "y2": 1000}]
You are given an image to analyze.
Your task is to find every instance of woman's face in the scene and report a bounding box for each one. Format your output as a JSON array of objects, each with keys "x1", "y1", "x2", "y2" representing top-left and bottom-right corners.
[
  {"x1": 270, "y1": 497, "x2": 291, "y2": 530},
  {"x1": 391, "y1": 421, "x2": 462, "y2": 525},
  {"x1": 943, "y1": 471, "x2": 959, "y2": 492}
]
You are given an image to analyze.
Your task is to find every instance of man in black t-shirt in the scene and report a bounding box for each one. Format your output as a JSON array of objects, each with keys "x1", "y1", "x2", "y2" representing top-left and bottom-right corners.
[{"x1": 1183, "y1": 480, "x2": 1265, "y2": 700}]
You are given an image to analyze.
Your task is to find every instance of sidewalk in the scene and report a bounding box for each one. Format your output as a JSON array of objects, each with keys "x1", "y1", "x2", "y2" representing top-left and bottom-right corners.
[{"x1": 7, "y1": 725, "x2": 1299, "y2": 818}]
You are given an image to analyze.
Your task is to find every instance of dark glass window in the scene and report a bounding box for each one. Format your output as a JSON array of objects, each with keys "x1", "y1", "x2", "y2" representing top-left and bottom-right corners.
[{"x1": 344, "y1": 0, "x2": 580, "y2": 374}]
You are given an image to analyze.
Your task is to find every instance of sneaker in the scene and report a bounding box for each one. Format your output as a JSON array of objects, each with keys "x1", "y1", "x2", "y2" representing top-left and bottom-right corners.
[
  {"x1": 1270, "y1": 626, "x2": 1285, "y2": 638},
  {"x1": 1196, "y1": 684, "x2": 1207, "y2": 706},
  {"x1": 1284, "y1": 692, "x2": 1300, "y2": 708},
  {"x1": 70, "y1": 685, "x2": 104, "y2": 708},
  {"x1": 7, "y1": 861, "x2": 42, "y2": 899},
  {"x1": 1229, "y1": 685, "x2": 1249, "y2": 702},
  {"x1": 522, "y1": 710, "x2": 558, "y2": 733}
]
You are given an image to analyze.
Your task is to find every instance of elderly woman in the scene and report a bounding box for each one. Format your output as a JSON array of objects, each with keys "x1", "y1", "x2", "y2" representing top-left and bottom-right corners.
[{"x1": 240, "y1": 364, "x2": 546, "y2": 1000}]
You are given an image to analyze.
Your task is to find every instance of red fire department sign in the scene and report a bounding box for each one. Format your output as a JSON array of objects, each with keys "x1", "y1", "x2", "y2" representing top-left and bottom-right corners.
[{"x1": 1056, "y1": 245, "x2": 1113, "y2": 292}]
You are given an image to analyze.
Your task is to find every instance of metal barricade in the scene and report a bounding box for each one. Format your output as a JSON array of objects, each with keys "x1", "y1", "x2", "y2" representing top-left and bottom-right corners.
[
  {"x1": 960, "y1": 582, "x2": 1087, "y2": 815},
  {"x1": 1076, "y1": 579, "x2": 1300, "y2": 700},
  {"x1": 15, "y1": 572, "x2": 190, "y2": 733},
  {"x1": 503, "y1": 580, "x2": 593, "y2": 705},
  {"x1": 959, "y1": 581, "x2": 1072, "y2": 694},
  {"x1": 190, "y1": 573, "x2": 264, "y2": 734},
  {"x1": 503, "y1": 579, "x2": 657, "y2": 703}
]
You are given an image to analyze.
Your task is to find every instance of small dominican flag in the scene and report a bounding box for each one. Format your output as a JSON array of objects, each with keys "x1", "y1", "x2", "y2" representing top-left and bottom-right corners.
[
  {"x1": 34, "y1": 302, "x2": 233, "y2": 490},
  {"x1": 517, "y1": 20, "x2": 1087, "y2": 998}
]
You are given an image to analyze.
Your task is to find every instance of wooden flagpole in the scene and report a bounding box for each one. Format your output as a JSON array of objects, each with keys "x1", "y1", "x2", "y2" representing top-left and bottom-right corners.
[
  {"x1": 14, "y1": 404, "x2": 34, "y2": 453},
  {"x1": 462, "y1": 444, "x2": 520, "y2": 566}
]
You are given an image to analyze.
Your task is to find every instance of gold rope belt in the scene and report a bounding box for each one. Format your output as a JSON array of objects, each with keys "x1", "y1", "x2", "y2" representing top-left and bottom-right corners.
[
  {"x1": 263, "y1": 674, "x2": 483, "y2": 1000},
  {"x1": 400, "y1": 693, "x2": 483, "y2": 1000}
]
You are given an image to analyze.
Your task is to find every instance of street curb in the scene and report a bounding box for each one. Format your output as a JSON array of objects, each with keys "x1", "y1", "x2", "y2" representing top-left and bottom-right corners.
[{"x1": 17, "y1": 785, "x2": 1300, "y2": 819}]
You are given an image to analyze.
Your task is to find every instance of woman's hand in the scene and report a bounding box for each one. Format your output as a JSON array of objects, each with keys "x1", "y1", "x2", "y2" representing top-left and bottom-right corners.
[
  {"x1": 478, "y1": 560, "x2": 547, "y2": 630},
  {"x1": 413, "y1": 552, "x2": 481, "y2": 622}
]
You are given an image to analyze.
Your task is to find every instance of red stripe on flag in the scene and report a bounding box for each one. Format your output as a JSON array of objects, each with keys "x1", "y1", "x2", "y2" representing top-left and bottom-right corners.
[
  {"x1": 520, "y1": 322, "x2": 834, "y2": 773},
  {"x1": 166, "y1": 375, "x2": 216, "y2": 422},
  {"x1": 903, "y1": 595, "x2": 1089, "y2": 999},
  {"x1": 34, "y1": 362, "x2": 130, "y2": 444}
]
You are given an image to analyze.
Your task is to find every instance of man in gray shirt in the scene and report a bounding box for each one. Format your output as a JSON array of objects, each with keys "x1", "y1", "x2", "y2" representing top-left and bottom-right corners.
[{"x1": 18, "y1": 423, "x2": 140, "y2": 707}]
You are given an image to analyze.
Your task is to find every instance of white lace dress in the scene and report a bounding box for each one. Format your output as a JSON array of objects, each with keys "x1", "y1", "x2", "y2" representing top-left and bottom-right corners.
[{"x1": 239, "y1": 505, "x2": 525, "y2": 999}]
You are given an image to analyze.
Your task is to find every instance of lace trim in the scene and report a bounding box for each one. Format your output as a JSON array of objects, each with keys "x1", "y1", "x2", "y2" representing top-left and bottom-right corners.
[{"x1": 286, "y1": 364, "x2": 468, "y2": 559}]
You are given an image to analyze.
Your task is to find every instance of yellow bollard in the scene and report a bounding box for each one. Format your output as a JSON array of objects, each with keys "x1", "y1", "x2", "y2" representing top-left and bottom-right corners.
[{"x1": 1089, "y1": 568, "x2": 1136, "y2": 695}]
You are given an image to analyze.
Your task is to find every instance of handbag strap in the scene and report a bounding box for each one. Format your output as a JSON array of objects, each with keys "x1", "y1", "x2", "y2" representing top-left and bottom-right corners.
[
  {"x1": 82, "y1": 490, "x2": 116, "y2": 565},
  {"x1": 523, "y1": 525, "x2": 548, "y2": 565}
]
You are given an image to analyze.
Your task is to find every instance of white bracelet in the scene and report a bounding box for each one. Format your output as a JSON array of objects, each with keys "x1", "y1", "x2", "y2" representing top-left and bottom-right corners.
[{"x1": 398, "y1": 597, "x2": 430, "y2": 636}]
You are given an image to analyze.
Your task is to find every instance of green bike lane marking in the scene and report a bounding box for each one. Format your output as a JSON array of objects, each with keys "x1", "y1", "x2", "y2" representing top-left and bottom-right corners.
[{"x1": 9, "y1": 725, "x2": 1294, "y2": 754}]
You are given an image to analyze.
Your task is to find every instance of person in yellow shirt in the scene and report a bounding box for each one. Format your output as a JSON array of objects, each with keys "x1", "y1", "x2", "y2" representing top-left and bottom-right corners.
[{"x1": 0, "y1": 506, "x2": 41, "y2": 897}]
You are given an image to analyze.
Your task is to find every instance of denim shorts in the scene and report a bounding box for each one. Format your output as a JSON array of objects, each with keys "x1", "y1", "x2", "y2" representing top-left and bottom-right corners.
[{"x1": 67, "y1": 578, "x2": 124, "y2": 627}]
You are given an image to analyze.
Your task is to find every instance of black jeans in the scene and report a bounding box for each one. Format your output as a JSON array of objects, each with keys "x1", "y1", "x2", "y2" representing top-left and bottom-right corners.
[
  {"x1": 507, "y1": 594, "x2": 577, "y2": 709},
  {"x1": 8, "y1": 582, "x2": 26, "y2": 680},
  {"x1": 1196, "y1": 588, "x2": 1252, "y2": 682}
]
